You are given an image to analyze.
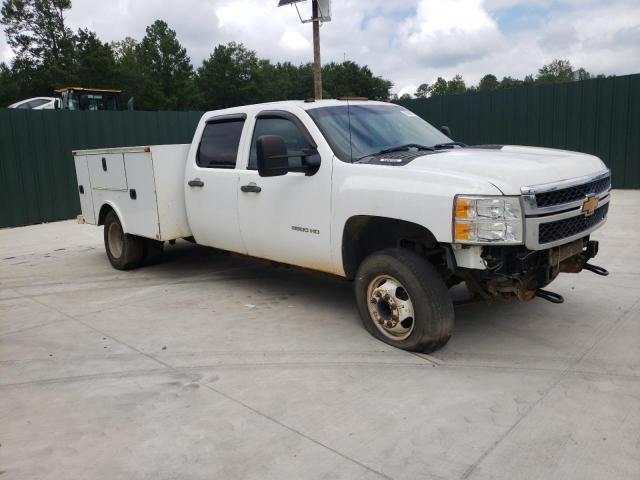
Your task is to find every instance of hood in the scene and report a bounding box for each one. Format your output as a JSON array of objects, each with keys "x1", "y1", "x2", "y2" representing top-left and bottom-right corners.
[{"x1": 405, "y1": 146, "x2": 607, "y2": 194}]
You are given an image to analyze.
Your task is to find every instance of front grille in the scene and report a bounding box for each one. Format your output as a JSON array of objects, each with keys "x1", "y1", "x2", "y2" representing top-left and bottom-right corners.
[
  {"x1": 538, "y1": 203, "x2": 609, "y2": 244},
  {"x1": 535, "y1": 175, "x2": 611, "y2": 208}
]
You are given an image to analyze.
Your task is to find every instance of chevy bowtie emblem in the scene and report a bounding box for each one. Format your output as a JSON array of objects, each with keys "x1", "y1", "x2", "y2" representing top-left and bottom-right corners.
[{"x1": 582, "y1": 195, "x2": 599, "y2": 216}]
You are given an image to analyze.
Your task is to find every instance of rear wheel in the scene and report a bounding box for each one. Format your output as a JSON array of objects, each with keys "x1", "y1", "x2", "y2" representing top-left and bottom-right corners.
[
  {"x1": 355, "y1": 248, "x2": 454, "y2": 353},
  {"x1": 104, "y1": 210, "x2": 144, "y2": 270}
]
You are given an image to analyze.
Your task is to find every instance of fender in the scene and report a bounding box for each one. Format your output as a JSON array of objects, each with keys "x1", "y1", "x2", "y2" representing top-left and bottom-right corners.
[
  {"x1": 98, "y1": 201, "x2": 128, "y2": 232},
  {"x1": 329, "y1": 160, "x2": 503, "y2": 274}
]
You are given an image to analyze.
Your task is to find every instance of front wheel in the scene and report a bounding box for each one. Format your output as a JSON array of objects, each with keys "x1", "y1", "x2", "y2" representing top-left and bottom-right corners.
[{"x1": 355, "y1": 248, "x2": 454, "y2": 353}]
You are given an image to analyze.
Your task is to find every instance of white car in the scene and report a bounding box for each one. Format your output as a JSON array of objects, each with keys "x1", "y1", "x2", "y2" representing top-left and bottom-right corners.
[
  {"x1": 8, "y1": 97, "x2": 58, "y2": 109},
  {"x1": 72, "y1": 99, "x2": 611, "y2": 353}
]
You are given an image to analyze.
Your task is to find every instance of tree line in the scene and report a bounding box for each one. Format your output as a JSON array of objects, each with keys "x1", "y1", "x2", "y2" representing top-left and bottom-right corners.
[
  {"x1": 0, "y1": 0, "x2": 393, "y2": 109},
  {"x1": 402, "y1": 59, "x2": 608, "y2": 100},
  {"x1": 1, "y1": 1, "x2": 612, "y2": 110}
]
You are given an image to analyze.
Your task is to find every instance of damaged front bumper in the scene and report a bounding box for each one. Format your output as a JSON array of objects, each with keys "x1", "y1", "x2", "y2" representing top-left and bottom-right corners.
[
  {"x1": 452, "y1": 237, "x2": 608, "y2": 304},
  {"x1": 450, "y1": 170, "x2": 612, "y2": 303}
]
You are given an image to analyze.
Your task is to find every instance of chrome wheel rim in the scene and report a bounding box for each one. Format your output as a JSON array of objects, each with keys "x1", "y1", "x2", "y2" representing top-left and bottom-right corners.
[
  {"x1": 366, "y1": 275, "x2": 415, "y2": 340},
  {"x1": 108, "y1": 222, "x2": 124, "y2": 259}
]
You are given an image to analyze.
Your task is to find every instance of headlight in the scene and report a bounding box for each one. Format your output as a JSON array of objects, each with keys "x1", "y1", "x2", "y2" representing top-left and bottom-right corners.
[{"x1": 454, "y1": 195, "x2": 523, "y2": 244}]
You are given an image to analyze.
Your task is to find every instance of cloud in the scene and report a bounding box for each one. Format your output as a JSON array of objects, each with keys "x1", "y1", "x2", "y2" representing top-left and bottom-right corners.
[
  {"x1": 537, "y1": 23, "x2": 578, "y2": 52},
  {"x1": 508, "y1": 1, "x2": 640, "y2": 78},
  {"x1": 398, "y1": 85, "x2": 419, "y2": 96},
  {"x1": 613, "y1": 25, "x2": 640, "y2": 45},
  {"x1": 0, "y1": 30, "x2": 13, "y2": 64},
  {"x1": 279, "y1": 30, "x2": 311, "y2": 51},
  {"x1": 398, "y1": 0, "x2": 504, "y2": 67},
  {"x1": 0, "y1": 0, "x2": 639, "y2": 95}
]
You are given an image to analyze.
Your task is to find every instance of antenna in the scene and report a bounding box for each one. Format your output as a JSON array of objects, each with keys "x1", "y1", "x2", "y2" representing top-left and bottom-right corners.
[{"x1": 278, "y1": 0, "x2": 332, "y2": 100}]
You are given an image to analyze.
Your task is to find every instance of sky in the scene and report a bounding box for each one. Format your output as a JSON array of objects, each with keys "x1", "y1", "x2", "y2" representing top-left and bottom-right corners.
[{"x1": 1, "y1": 0, "x2": 639, "y2": 95}]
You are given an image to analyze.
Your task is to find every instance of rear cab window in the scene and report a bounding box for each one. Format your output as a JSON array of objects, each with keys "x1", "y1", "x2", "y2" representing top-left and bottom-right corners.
[{"x1": 197, "y1": 118, "x2": 246, "y2": 168}]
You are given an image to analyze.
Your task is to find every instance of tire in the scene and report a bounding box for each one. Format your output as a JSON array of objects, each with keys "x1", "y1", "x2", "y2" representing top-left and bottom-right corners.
[
  {"x1": 143, "y1": 239, "x2": 164, "y2": 265},
  {"x1": 103, "y1": 210, "x2": 144, "y2": 270},
  {"x1": 355, "y1": 248, "x2": 454, "y2": 353}
]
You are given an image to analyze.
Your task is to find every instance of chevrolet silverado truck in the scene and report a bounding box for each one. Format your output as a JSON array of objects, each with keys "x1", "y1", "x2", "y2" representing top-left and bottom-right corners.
[{"x1": 73, "y1": 99, "x2": 610, "y2": 352}]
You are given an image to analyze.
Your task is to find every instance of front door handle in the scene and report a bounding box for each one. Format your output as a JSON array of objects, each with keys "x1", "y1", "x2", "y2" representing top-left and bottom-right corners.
[
  {"x1": 241, "y1": 183, "x2": 262, "y2": 193},
  {"x1": 188, "y1": 178, "x2": 204, "y2": 187}
]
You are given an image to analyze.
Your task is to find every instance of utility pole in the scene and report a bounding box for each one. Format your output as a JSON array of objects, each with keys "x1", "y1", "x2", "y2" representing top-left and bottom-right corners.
[
  {"x1": 278, "y1": 0, "x2": 330, "y2": 99},
  {"x1": 312, "y1": 0, "x2": 322, "y2": 99}
]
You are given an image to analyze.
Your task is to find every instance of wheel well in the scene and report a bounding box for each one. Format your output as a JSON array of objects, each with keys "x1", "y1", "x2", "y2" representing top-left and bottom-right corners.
[
  {"x1": 97, "y1": 204, "x2": 114, "y2": 226},
  {"x1": 342, "y1": 216, "x2": 444, "y2": 279}
]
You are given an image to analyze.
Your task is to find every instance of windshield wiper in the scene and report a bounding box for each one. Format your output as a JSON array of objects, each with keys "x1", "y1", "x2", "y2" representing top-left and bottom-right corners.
[
  {"x1": 379, "y1": 143, "x2": 434, "y2": 154},
  {"x1": 432, "y1": 141, "x2": 467, "y2": 149},
  {"x1": 357, "y1": 143, "x2": 434, "y2": 160}
]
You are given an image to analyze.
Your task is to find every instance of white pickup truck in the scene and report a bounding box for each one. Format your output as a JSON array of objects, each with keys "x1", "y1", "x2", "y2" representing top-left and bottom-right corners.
[{"x1": 73, "y1": 99, "x2": 610, "y2": 352}]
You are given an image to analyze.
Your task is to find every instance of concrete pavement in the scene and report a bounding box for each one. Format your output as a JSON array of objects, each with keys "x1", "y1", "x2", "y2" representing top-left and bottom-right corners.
[{"x1": 1, "y1": 190, "x2": 639, "y2": 479}]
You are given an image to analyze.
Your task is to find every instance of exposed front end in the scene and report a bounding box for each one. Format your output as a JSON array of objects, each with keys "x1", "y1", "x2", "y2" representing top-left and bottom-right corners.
[{"x1": 450, "y1": 170, "x2": 611, "y2": 303}]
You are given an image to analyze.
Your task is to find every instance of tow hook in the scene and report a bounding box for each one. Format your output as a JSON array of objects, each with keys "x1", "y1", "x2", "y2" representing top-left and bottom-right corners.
[
  {"x1": 583, "y1": 263, "x2": 609, "y2": 276},
  {"x1": 535, "y1": 289, "x2": 565, "y2": 304}
]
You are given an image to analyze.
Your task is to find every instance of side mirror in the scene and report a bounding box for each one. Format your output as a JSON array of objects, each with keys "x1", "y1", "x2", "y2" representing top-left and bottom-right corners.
[
  {"x1": 301, "y1": 148, "x2": 321, "y2": 175},
  {"x1": 440, "y1": 125, "x2": 452, "y2": 138},
  {"x1": 257, "y1": 135, "x2": 289, "y2": 177}
]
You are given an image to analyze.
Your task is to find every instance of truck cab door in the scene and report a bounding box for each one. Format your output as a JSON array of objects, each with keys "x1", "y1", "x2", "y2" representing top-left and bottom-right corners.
[
  {"x1": 184, "y1": 114, "x2": 248, "y2": 254},
  {"x1": 237, "y1": 109, "x2": 334, "y2": 274}
]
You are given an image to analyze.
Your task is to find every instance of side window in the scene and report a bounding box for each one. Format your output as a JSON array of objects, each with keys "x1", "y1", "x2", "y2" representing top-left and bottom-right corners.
[
  {"x1": 248, "y1": 117, "x2": 311, "y2": 170},
  {"x1": 197, "y1": 119, "x2": 245, "y2": 168},
  {"x1": 31, "y1": 99, "x2": 50, "y2": 108}
]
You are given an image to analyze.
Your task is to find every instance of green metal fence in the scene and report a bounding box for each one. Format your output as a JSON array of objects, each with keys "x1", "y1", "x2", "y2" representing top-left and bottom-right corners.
[
  {"x1": 1, "y1": 75, "x2": 638, "y2": 229},
  {"x1": 0, "y1": 110, "x2": 204, "y2": 228},
  {"x1": 399, "y1": 73, "x2": 640, "y2": 189}
]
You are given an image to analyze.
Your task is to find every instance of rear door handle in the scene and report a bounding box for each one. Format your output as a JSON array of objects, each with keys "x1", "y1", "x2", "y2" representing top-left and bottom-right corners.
[
  {"x1": 188, "y1": 178, "x2": 204, "y2": 187},
  {"x1": 241, "y1": 183, "x2": 261, "y2": 193}
]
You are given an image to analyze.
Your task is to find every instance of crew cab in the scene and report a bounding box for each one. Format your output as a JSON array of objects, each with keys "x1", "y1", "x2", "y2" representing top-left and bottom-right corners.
[{"x1": 73, "y1": 99, "x2": 611, "y2": 352}]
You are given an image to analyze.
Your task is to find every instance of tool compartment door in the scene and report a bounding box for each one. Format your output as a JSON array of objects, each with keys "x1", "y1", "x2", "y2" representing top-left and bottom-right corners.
[
  {"x1": 121, "y1": 152, "x2": 160, "y2": 239},
  {"x1": 73, "y1": 154, "x2": 96, "y2": 224},
  {"x1": 88, "y1": 153, "x2": 127, "y2": 190}
]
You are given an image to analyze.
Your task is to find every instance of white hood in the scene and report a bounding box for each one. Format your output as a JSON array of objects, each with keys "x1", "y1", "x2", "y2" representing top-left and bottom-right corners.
[{"x1": 406, "y1": 146, "x2": 607, "y2": 195}]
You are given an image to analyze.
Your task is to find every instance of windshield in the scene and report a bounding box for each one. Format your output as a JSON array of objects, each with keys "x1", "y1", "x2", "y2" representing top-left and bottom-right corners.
[
  {"x1": 65, "y1": 91, "x2": 118, "y2": 111},
  {"x1": 306, "y1": 104, "x2": 452, "y2": 161}
]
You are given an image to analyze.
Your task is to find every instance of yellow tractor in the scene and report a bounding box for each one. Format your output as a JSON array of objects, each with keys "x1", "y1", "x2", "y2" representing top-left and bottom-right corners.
[{"x1": 54, "y1": 87, "x2": 124, "y2": 111}]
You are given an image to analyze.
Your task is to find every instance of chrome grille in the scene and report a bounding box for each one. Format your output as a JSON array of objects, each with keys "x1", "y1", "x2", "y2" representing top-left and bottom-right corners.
[
  {"x1": 538, "y1": 203, "x2": 609, "y2": 244},
  {"x1": 535, "y1": 175, "x2": 611, "y2": 208},
  {"x1": 522, "y1": 170, "x2": 611, "y2": 249}
]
